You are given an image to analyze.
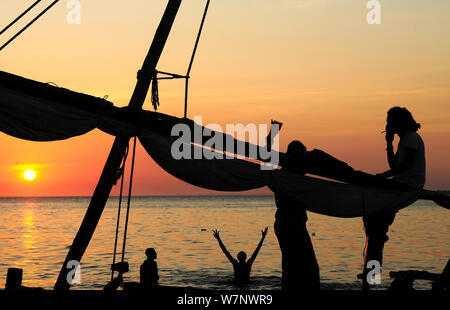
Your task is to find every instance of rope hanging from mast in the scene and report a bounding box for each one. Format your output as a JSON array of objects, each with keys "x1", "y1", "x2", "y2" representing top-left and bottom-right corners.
[
  {"x1": 1, "y1": 0, "x2": 207, "y2": 280},
  {"x1": 0, "y1": 0, "x2": 60, "y2": 52},
  {"x1": 110, "y1": 144, "x2": 129, "y2": 281},
  {"x1": 151, "y1": 72, "x2": 160, "y2": 111},
  {"x1": 111, "y1": 1, "x2": 211, "y2": 261},
  {"x1": 121, "y1": 136, "x2": 137, "y2": 262},
  {"x1": 148, "y1": 0, "x2": 211, "y2": 117},
  {"x1": 110, "y1": 136, "x2": 137, "y2": 280},
  {"x1": 184, "y1": 0, "x2": 211, "y2": 118}
]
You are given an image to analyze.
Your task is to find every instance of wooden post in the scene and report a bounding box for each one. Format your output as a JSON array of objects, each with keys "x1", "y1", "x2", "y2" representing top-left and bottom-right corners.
[
  {"x1": 54, "y1": 0, "x2": 182, "y2": 290},
  {"x1": 6, "y1": 268, "x2": 23, "y2": 290}
]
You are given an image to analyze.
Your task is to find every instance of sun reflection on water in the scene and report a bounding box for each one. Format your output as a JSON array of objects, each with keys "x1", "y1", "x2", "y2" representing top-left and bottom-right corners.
[
  {"x1": 21, "y1": 203, "x2": 40, "y2": 286},
  {"x1": 0, "y1": 197, "x2": 447, "y2": 290}
]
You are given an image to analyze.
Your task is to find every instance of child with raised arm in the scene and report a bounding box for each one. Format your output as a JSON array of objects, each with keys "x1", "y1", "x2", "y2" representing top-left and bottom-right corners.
[{"x1": 212, "y1": 227, "x2": 268, "y2": 286}]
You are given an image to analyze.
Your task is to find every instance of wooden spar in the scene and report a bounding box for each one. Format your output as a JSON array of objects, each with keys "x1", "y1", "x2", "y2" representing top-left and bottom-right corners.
[{"x1": 54, "y1": 0, "x2": 182, "y2": 290}]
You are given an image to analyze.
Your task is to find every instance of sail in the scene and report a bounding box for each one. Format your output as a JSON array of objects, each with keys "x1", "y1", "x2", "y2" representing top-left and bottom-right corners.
[
  {"x1": 0, "y1": 71, "x2": 135, "y2": 141},
  {"x1": 139, "y1": 129, "x2": 269, "y2": 191},
  {"x1": 1, "y1": 70, "x2": 449, "y2": 217},
  {"x1": 0, "y1": 79, "x2": 95, "y2": 141},
  {"x1": 139, "y1": 129, "x2": 450, "y2": 217}
]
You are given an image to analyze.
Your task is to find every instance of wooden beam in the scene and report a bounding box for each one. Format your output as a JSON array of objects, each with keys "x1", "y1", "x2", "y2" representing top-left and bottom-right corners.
[{"x1": 54, "y1": 0, "x2": 182, "y2": 290}]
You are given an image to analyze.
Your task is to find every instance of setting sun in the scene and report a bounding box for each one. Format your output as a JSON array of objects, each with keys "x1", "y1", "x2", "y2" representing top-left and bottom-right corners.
[{"x1": 24, "y1": 170, "x2": 36, "y2": 181}]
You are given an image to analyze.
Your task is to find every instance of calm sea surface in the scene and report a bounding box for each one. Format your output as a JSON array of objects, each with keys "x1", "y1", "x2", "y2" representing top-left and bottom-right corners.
[{"x1": 0, "y1": 195, "x2": 448, "y2": 290}]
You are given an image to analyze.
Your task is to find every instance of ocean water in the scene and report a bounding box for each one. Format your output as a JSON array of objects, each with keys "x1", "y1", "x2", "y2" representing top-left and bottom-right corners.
[{"x1": 0, "y1": 195, "x2": 448, "y2": 290}]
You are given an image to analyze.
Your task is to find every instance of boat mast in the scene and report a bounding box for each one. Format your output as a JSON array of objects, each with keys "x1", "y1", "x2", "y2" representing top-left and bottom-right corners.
[{"x1": 54, "y1": 0, "x2": 182, "y2": 290}]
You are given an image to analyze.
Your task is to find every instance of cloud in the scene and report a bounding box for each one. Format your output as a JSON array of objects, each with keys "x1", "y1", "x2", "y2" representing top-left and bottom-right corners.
[{"x1": 9, "y1": 164, "x2": 50, "y2": 172}]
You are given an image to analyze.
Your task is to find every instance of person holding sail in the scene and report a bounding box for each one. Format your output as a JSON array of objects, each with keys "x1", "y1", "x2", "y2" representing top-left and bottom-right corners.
[{"x1": 273, "y1": 140, "x2": 321, "y2": 292}]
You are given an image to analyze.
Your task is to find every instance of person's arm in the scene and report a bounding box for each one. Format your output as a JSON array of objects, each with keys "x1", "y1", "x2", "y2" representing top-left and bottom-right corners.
[
  {"x1": 248, "y1": 227, "x2": 268, "y2": 266},
  {"x1": 265, "y1": 120, "x2": 283, "y2": 152},
  {"x1": 140, "y1": 263, "x2": 145, "y2": 283},
  {"x1": 213, "y1": 229, "x2": 236, "y2": 263},
  {"x1": 380, "y1": 131, "x2": 420, "y2": 178},
  {"x1": 155, "y1": 262, "x2": 159, "y2": 280},
  {"x1": 378, "y1": 147, "x2": 416, "y2": 178},
  {"x1": 386, "y1": 146, "x2": 397, "y2": 169},
  {"x1": 386, "y1": 131, "x2": 397, "y2": 169}
]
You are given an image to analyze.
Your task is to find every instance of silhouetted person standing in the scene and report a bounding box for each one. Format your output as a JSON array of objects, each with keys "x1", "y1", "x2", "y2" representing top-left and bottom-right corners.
[
  {"x1": 274, "y1": 140, "x2": 320, "y2": 292},
  {"x1": 362, "y1": 107, "x2": 425, "y2": 290},
  {"x1": 140, "y1": 248, "x2": 159, "y2": 289},
  {"x1": 212, "y1": 228, "x2": 268, "y2": 286}
]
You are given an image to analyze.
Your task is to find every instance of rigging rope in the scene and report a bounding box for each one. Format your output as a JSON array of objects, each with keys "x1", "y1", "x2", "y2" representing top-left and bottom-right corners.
[
  {"x1": 151, "y1": 71, "x2": 160, "y2": 111},
  {"x1": 111, "y1": 145, "x2": 129, "y2": 280},
  {"x1": 110, "y1": 136, "x2": 136, "y2": 279},
  {"x1": 121, "y1": 136, "x2": 137, "y2": 262},
  {"x1": 0, "y1": 0, "x2": 60, "y2": 52},
  {"x1": 148, "y1": 0, "x2": 210, "y2": 116},
  {"x1": 184, "y1": 0, "x2": 211, "y2": 118},
  {"x1": 0, "y1": 0, "x2": 42, "y2": 36}
]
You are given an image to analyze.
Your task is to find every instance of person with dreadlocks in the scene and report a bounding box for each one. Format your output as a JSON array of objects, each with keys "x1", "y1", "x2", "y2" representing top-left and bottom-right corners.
[{"x1": 361, "y1": 107, "x2": 425, "y2": 290}]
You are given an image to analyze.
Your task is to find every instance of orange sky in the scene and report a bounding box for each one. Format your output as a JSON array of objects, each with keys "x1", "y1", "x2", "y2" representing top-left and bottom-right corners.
[{"x1": 1, "y1": 0, "x2": 449, "y2": 196}]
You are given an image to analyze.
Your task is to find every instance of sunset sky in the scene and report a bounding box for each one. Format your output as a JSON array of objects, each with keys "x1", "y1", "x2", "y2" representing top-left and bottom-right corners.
[{"x1": 1, "y1": 0, "x2": 449, "y2": 196}]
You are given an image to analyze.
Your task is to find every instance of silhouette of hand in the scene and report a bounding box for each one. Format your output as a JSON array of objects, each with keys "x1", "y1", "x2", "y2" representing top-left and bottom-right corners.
[
  {"x1": 385, "y1": 133, "x2": 394, "y2": 144},
  {"x1": 262, "y1": 227, "x2": 268, "y2": 237},
  {"x1": 212, "y1": 229, "x2": 220, "y2": 239},
  {"x1": 385, "y1": 125, "x2": 394, "y2": 144},
  {"x1": 271, "y1": 119, "x2": 283, "y2": 130}
]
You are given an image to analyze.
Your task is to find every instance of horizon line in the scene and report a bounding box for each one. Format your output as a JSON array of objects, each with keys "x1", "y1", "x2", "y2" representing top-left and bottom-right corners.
[
  {"x1": 0, "y1": 193, "x2": 276, "y2": 199},
  {"x1": 0, "y1": 191, "x2": 449, "y2": 199}
]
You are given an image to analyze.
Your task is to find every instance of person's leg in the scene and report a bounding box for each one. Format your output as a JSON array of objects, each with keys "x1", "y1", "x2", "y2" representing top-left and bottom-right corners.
[
  {"x1": 350, "y1": 170, "x2": 417, "y2": 192},
  {"x1": 361, "y1": 212, "x2": 396, "y2": 290},
  {"x1": 294, "y1": 223, "x2": 320, "y2": 291},
  {"x1": 274, "y1": 217, "x2": 289, "y2": 290},
  {"x1": 275, "y1": 209, "x2": 319, "y2": 292}
]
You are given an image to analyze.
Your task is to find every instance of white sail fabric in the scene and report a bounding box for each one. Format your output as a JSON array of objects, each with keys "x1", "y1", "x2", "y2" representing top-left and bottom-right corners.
[{"x1": 139, "y1": 129, "x2": 449, "y2": 218}]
